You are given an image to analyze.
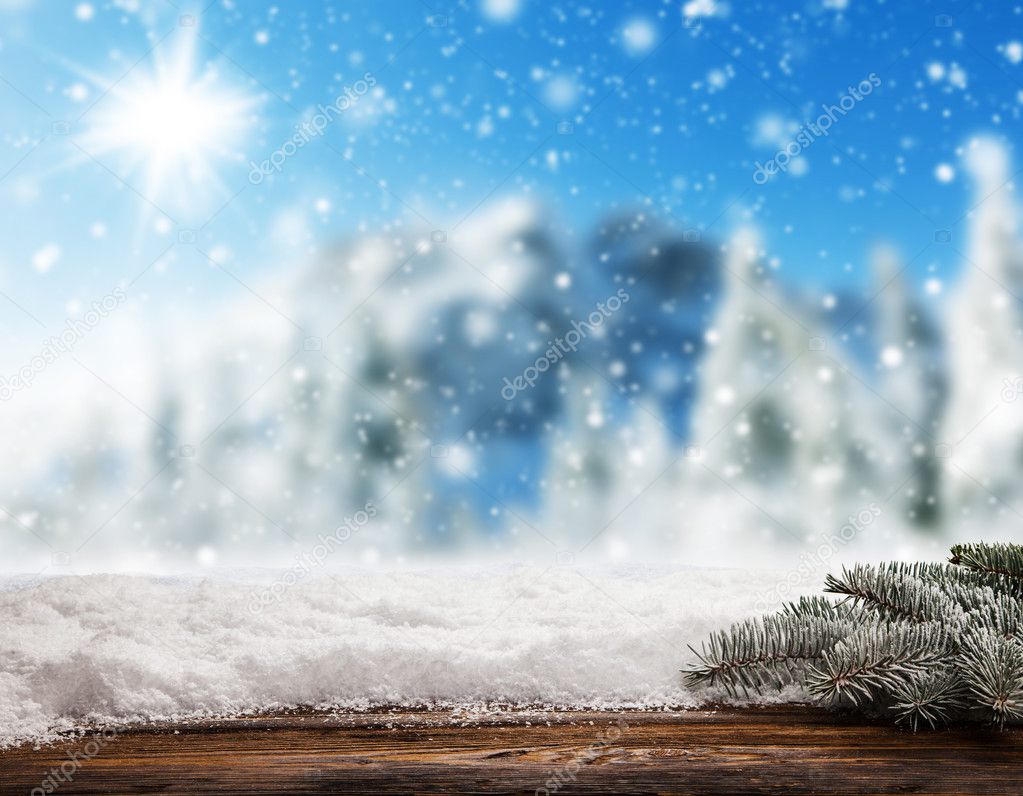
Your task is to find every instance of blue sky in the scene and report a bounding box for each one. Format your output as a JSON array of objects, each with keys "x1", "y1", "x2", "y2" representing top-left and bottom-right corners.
[{"x1": 1, "y1": 0, "x2": 1021, "y2": 333}]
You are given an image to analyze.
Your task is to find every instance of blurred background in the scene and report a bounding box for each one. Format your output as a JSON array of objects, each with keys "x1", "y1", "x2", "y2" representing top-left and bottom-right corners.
[{"x1": 1, "y1": 0, "x2": 1022, "y2": 573}]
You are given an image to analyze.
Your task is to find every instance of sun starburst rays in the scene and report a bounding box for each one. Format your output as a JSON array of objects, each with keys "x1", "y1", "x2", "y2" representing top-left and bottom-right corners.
[{"x1": 75, "y1": 29, "x2": 261, "y2": 225}]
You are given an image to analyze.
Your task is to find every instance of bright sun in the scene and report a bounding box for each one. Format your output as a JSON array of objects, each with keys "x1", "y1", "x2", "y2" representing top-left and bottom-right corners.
[
  {"x1": 118, "y1": 83, "x2": 226, "y2": 160},
  {"x1": 79, "y1": 31, "x2": 260, "y2": 218}
]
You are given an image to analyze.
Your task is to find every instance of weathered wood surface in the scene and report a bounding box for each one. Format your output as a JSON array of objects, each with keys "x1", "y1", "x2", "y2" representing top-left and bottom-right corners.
[{"x1": 2, "y1": 706, "x2": 1021, "y2": 794}]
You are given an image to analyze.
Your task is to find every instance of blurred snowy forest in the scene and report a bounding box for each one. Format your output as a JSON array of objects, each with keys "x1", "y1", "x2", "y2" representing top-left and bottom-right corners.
[{"x1": 4, "y1": 136, "x2": 1023, "y2": 571}]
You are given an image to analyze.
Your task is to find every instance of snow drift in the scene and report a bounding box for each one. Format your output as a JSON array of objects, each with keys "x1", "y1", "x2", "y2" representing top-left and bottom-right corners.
[{"x1": 0, "y1": 567, "x2": 808, "y2": 747}]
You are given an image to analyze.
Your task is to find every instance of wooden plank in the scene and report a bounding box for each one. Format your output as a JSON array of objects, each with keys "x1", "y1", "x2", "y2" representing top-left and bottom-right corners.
[{"x1": 2, "y1": 706, "x2": 1021, "y2": 794}]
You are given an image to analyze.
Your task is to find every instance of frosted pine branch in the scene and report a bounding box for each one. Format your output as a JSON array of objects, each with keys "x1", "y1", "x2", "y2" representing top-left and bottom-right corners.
[
  {"x1": 950, "y1": 543, "x2": 1023, "y2": 581},
  {"x1": 824, "y1": 564, "x2": 961, "y2": 623},
  {"x1": 888, "y1": 669, "x2": 967, "y2": 731},
  {"x1": 957, "y1": 630, "x2": 1023, "y2": 727},
  {"x1": 807, "y1": 623, "x2": 952, "y2": 705},
  {"x1": 686, "y1": 541, "x2": 1023, "y2": 729},
  {"x1": 685, "y1": 612, "x2": 855, "y2": 696}
]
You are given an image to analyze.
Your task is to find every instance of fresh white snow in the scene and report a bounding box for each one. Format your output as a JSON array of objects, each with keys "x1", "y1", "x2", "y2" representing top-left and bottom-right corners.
[{"x1": 0, "y1": 566, "x2": 809, "y2": 748}]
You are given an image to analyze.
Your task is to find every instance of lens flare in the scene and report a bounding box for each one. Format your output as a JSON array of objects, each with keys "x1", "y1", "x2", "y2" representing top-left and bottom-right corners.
[{"x1": 78, "y1": 30, "x2": 260, "y2": 219}]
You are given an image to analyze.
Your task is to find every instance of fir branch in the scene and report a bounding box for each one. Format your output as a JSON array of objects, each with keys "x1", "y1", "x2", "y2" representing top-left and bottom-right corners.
[
  {"x1": 778, "y1": 595, "x2": 865, "y2": 621},
  {"x1": 887, "y1": 668, "x2": 967, "y2": 731},
  {"x1": 879, "y1": 561, "x2": 1023, "y2": 599},
  {"x1": 957, "y1": 630, "x2": 1023, "y2": 727},
  {"x1": 951, "y1": 543, "x2": 1023, "y2": 582},
  {"x1": 685, "y1": 613, "x2": 851, "y2": 696},
  {"x1": 807, "y1": 622, "x2": 952, "y2": 706},
  {"x1": 824, "y1": 564, "x2": 961, "y2": 624},
  {"x1": 688, "y1": 542, "x2": 1023, "y2": 729},
  {"x1": 961, "y1": 591, "x2": 1023, "y2": 643}
]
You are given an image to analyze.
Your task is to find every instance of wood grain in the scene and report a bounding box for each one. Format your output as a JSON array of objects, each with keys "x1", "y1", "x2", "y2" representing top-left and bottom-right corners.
[{"x1": 2, "y1": 706, "x2": 1021, "y2": 794}]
